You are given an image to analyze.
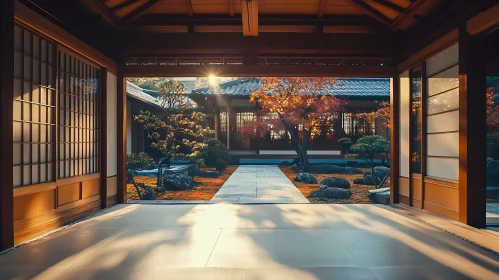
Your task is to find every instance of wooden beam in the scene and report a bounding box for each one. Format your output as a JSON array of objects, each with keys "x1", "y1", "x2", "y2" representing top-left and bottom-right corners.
[
  {"x1": 371, "y1": 0, "x2": 404, "y2": 13},
  {"x1": 458, "y1": 24, "x2": 486, "y2": 228},
  {"x1": 318, "y1": 0, "x2": 326, "y2": 18},
  {"x1": 111, "y1": 0, "x2": 140, "y2": 12},
  {"x1": 241, "y1": 0, "x2": 258, "y2": 36},
  {"x1": 186, "y1": 0, "x2": 193, "y2": 16},
  {"x1": 346, "y1": 0, "x2": 391, "y2": 26},
  {"x1": 123, "y1": 64, "x2": 395, "y2": 77},
  {"x1": 122, "y1": 32, "x2": 393, "y2": 56},
  {"x1": 391, "y1": 0, "x2": 428, "y2": 30},
  {"x1": 0, "y1": 0, "x2": 14, "y2": 251},
  {"x1": 117, "y1": 65, "x2": 127, "y2": 204},
  {"x1": 229, "y1": 0, "x2": 235, "y2": 16},
  {"x1": 123, "y1": 0, "x2": 162, "y2": 23},
  {"x1": 84, "y1": 0, "x2": 120, "y2": 27}
]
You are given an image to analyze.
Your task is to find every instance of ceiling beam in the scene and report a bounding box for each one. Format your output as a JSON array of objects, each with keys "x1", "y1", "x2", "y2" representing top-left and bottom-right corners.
[
  {"x1": 229, "y1": 0, "x2": 235, "y2": 16},
  {"x1": 186, "y1": 0, "x2": 193, "y2": 16},
  {"x1": 123, "y1": 0, "x2": 162, "y2": 23},
  {"x1": 346, "y1": 0, "x2": 392, "y2": 26},
  {"x1": 111, "y1": 0, "x2": 140, "y2": 12},
  {"x1": 241, "y1": 0, "x2": 258, "y2": 36},
  {"x1": 318, "y1": 0, "x2": 326, "y2": 18},
  {"x1": 371, "y1": 0, "x2": 405, "y2": 13},
  {"x1": 124, "y1": 64, "x2": 395, "y2": 77},
  {"x1": 391, "y1": 0, "x2": 428, "y2": 30},
  {"x1": 121, "y1": 32, "x2": 393, "y2": 56},
  {"x1": 83, "y1": 0, "x2": 120, "y2": 27}
]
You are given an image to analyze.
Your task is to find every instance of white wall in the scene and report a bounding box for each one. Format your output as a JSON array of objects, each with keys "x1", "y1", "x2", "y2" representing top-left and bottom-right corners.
[
  {"x1": 107, "y1": 73, "x2": 118, "y2": 177},
  {"x1": 425, "y1": 44, "x2": 459, "y2": 181},
  {"x1": 399, "y1": 70, "x2": 410, "y2": 177}
]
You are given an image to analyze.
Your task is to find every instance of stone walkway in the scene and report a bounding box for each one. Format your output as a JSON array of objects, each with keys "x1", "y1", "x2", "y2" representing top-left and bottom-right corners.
[{"x1": 210, "y1": 165, "x2": 309, "y2": 203}]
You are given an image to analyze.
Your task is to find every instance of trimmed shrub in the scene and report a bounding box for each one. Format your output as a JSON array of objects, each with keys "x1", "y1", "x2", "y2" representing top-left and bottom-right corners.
[
  {"x1": 127, "y1": 153, "x2": 156, "y2": 170},
  {"x1": 200, "y1": 138, "x2": 230, "y2": 171}
]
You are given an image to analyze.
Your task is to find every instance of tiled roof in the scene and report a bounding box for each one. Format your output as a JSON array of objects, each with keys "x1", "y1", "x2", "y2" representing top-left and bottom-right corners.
[
  {"x1": 126, "y1": 81, "x2": 197, "y2": 108},
  {"x1": 126, "y1": 81, "x2": 161, "y2": 106},
  {"x1": 191, "y1": 78, "x2": 390, "y2": 98}
]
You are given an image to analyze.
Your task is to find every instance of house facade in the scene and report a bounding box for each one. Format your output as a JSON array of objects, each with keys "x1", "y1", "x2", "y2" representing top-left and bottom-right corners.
[{"x1": 190, "y1": 77, "x2": 390, "y2": 157}]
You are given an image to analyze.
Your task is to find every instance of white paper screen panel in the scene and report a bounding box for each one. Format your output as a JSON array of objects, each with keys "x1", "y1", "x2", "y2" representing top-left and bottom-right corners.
[
  {"x1": 427, "y1": 133, "x2": 459, "y2": 157},
  {"x1": 399, "y1": 70, "x2": 410, "y2": 177},
  {"x1": 428, "y1": 66, "x2": 459, "y2": 96},
  {"x1": 107, "y1": 73, "x2": 118, "y2": 177},
  {"x1": 425, "y1": 43, "x2": 459, "y2": 181},
  {"x1": 427, "y1": 157, "x2": 459, "y2": 181},
  {"x1": 426, "y1": 44, "x2": 459, "y2": 77},
  {"x1": 427, "y1": 111, "x2": 459, "y2": 133}
]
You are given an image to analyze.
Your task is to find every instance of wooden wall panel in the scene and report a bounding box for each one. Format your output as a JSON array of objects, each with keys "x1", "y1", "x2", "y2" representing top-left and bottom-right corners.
[
  {"x1": 82, "y1": 178, "x2": 100, "y2": 199},
  {"x1": 399, "y1": 177, "x2": 410, "y2": 197},
  {"x1": 14, "y1": 190, "x2": 55, "y2": 222},
  {"x1": 424, "y1": 178, "x2": 459, "y2": 211},
  {"x1": 107, "y1": 176, "x2": 118, "y2": 197},
  {"x1": 14, "y1": 176, "x2": 102, "y2": 244},
  {"x1": 412, "y1": 176, "x2": 423, "y2": 208},
  {"x1": 57, "y1": 183, "x2": 80, "y2": 206}
]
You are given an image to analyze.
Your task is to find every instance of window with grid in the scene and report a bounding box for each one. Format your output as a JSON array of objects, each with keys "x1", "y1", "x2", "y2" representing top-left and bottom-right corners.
[
  {"x1": 57, "y1": 50, "x2": 100, "y2": 178},
  {"x1": 219, "y1": 112, "x2": 227, "y2": 145},
  {"x1": 13, "y1": 24, "x2": 56, "y2": 187},
  {"x1": 236, "y1": 112, "x2": 255, "y2": 149},
  {"x1": 342, "y1": 113, "x2": 353, "y2": 135}
]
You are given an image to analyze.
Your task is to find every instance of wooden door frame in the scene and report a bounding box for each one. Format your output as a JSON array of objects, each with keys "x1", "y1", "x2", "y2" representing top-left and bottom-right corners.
[{"x1": 0, "y1": 0, "x2": 14, "y2": 251}]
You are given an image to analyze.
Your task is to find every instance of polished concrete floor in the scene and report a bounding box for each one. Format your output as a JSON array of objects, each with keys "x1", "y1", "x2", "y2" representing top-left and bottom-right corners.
[
  {"x1": 1, "y1": 204, "x2": 498, "y2": 280},
  {"x1": 211, "y1": 166, "x2": 309, "y2": 203}
]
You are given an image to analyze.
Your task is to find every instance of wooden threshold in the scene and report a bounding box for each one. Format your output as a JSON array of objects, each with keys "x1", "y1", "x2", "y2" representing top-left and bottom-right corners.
[{"x1": 391, "y1": 204, "x2": 499, "y2": 254}]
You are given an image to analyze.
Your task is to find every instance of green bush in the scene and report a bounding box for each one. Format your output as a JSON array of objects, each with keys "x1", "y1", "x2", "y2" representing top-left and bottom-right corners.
[
  {"x1": 200, "y1": 138, "x2": 230, "y2": 171},
  {"x1": 126, "y1": 153, "x2": 156, "y2": 171}
]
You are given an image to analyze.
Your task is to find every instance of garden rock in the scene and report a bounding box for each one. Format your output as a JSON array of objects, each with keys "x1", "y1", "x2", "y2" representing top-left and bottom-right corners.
[
  {"x1": 362, "y1": 170, "x2": 374, "y2": 185},
  {"x1": 309, "y1": 187, "x2": 351, "y2": 199},
  {"x1": 320, "y1": 177, "x2": 350, "y2": 189},
  {"x1": 353, "y1": 178, "x2": 365, "y2": 184},
  {"x1": 193, "y1": 170, "x2": 223, "y2": 178},
  {"x1": 294, "y1": 173, "x2": 317, "y2": 184},
  {"x1": 368, "y1": 188, "x2": 390, "y2": 204},
  {"x1": 155, "y1": 185, "x2": 167, "y2": 193},
  {"x1": 373, "y1": 167, "x2": 390, "y2": 186},
  {"x1": 164, "y1": 174, "x2": 197, "y2": 191},
  {"x1": 278, "y1": 161, "x2": 291, "y2": 167},
  {"x1": 309, "y1": 164, "x2": 362, "y2": 174}
]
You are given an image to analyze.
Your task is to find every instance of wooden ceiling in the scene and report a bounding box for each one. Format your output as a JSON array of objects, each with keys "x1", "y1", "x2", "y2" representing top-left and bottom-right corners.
[{"x1": 82, "y1": 0, "x2": 445, "y2": 35}]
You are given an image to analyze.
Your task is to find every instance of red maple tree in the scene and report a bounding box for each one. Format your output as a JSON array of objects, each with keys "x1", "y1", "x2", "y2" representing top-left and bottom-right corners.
[{"x1": 244, "y1": 77, "x2": 345, "y2": 171}]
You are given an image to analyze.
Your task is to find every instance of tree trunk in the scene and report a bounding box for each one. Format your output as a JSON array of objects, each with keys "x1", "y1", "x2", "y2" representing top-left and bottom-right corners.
[
  {"x1": 129, "y1": 176, "x2": 144, "y2": 200},
  {"x1": 277, "y1": 114, "x2": 310, "y2": 171}
]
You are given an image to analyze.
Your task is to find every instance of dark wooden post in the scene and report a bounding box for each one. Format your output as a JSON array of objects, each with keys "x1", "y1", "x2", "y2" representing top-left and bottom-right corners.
[
  {"x1": 117, "y1": 64, "x2": 127, "y2": 204},
  {"x1": 459, "y1": 24, "x2": 486, "y2": 227},
  {"x1": 390, "y1": 74, "x2": 400, "y2": 204},
  {"x1": 214, "y1": 108, "x2": 220, "y2": 140},
  {"x1": 100, "y1": 68, "x2": 108, "y2": 208},
  {"x1": 0, "y1": 0, "x2": 14, "y2": 250}
]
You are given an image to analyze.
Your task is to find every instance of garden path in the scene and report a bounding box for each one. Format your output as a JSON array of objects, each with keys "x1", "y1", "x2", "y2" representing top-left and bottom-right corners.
[{"x1": 210, "y1": 165, "x2": 309, "y2": 203}]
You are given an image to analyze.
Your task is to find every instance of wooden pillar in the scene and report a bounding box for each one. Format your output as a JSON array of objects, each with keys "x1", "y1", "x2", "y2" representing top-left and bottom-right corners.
[
  {"x1": 0, "y1": 0, "x2": 14, "y2": 250},
  {"x1": 100, "y1": 68, "x2": 108, "y2": 208},
  {"x1": 226, "y1": 105, "x2": 231, "y2": 149},
  {"x1": 390, "y1": 74, "x2": 400, "y2": 204},
  {"x1": 117, "y1": 65, "x2": 127, "y2": 204},
  {"x1": 214, "y1": 109, "x2": 220, "y2": 140},
  {"x1": 459, "y1": 24, "x2": 486, "y2": 227}
]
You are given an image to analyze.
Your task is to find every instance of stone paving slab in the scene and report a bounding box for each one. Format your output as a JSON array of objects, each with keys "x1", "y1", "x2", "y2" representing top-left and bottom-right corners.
[{"x1": 211, "y1": 165, "x2": 309, "y2": 203}]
